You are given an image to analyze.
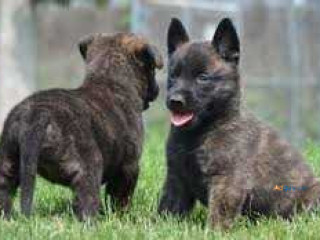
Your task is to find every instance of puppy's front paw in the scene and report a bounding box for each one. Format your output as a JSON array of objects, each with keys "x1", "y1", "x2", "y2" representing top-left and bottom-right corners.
[
  {"x1": 158, "y1": 195, "x2": 189, "y2": 216},
  {"x1": 208, "y1": 216, "x2": 233, "y2": 231}
]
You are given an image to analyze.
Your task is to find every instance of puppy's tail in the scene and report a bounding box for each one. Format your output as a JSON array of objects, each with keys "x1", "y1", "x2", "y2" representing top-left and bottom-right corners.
[{"x1": 19, "y1": 116, "x2": 49, "y2": 217}]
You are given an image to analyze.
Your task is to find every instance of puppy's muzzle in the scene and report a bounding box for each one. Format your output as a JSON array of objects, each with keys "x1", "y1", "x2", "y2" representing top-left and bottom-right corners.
[{"x1": 167, "y1": 94, "x2": 186, "y2": 112}]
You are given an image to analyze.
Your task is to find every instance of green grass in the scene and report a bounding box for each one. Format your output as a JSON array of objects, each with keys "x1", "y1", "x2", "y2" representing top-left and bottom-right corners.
[{"x1": 1, "y1": 121, "x2": 320, "y2": 240}]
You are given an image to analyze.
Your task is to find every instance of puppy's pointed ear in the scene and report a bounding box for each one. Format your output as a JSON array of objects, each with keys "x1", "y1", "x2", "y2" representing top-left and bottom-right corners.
[
  {"x1": 78, "y1": 34, "x2": 94, "y2": 60},
  {"x1": 167, "y1": 18, "x2": 189, "y2": 55},
  {"x1": 212, "y1": 18, "x2": 240, "y2": 64}
]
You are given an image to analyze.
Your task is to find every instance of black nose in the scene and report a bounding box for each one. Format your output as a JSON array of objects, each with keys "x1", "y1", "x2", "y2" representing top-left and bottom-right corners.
[{"x1": 168, "y1": 94, "x2": 186, "y2": 111}]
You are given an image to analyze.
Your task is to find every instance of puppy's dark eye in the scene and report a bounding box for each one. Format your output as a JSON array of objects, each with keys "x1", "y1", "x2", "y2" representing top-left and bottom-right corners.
[{"x1": 197, "y1": 73, "x2": 210, "y2": 83}]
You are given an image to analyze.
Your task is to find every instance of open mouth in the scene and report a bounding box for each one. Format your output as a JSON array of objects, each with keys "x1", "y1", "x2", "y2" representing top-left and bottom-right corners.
[{"x1": 170, "y1": 111, "x2": 194, "y2": 127}]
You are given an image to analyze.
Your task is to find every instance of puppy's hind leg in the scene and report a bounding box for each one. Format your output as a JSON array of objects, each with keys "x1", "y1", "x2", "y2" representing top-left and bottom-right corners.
[
  {"x1": 19, "y1": 120, "x2": 49, "y2": 217},
  {"x1": 0, "y1": 148, "x2": 19, "y2": 218},
  {"x1": 297, "y1": 179, "x2": 320, "y2": 213}
]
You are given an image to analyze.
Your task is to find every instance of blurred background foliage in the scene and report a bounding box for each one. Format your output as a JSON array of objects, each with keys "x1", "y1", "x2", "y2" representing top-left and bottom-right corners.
[{"x1": 0, "y1": 0, "x2": 319, "y2": 147}]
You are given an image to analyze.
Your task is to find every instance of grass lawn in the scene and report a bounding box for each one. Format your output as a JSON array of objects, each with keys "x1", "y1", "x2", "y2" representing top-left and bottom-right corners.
[{"x1": 1, "y1": 117, "x2": 320, "y2": 240}]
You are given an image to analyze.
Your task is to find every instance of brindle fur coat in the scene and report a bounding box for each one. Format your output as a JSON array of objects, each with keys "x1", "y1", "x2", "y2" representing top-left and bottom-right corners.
[
  {"x1": 0, "y1": 33, "x2": 163, "y2": 220},
  {"x1": 158, "y1": 18, "x2": 320, "y2": 229}
]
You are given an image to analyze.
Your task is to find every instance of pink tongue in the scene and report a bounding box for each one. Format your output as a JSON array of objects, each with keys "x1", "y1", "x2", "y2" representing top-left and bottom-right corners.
[{"x1": 170, "y1": 112, "x2": 194, "y2": 127}]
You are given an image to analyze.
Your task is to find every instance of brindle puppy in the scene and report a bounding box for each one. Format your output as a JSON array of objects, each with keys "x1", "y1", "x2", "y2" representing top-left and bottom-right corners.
[
  {"x1": 0, "y1": 33, "x2": 163, "y2": 220},
  {"x1": 158, "y1": 18, "x2": 320, "y2": 229}
]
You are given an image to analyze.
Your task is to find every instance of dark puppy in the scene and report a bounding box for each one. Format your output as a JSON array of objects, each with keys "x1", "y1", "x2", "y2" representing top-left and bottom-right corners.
[
  {"x1": 158, "y1": 18, "x2": 320, "y2": 229},
  {"x1": 0, "y1": 33, "x2": 163, "y2": 220}
]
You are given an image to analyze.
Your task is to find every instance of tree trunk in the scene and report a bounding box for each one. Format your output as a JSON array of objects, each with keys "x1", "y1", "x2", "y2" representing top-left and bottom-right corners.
[{"x1": 0, "y1": 0, "x2": 36, "y2": 131}]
